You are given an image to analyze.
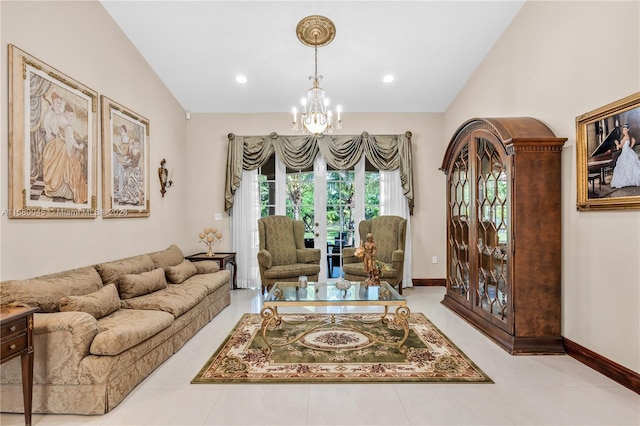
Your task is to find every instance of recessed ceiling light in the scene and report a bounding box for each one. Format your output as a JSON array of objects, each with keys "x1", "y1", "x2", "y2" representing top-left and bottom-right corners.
[
  {"x1": 383, "y1": 74, "x2": 394, "y2": 83},
  {"x1": 235, "y1": 75, "x2": 247, "y2": 84}
]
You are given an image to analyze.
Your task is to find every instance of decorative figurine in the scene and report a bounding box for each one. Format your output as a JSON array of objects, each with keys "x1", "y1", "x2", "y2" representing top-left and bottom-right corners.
[{"x1": 355, "y1": 233, "x2": 380, "y2": 286}]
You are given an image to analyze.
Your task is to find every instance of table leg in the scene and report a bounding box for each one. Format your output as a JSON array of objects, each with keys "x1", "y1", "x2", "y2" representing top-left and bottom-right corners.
[
  {"x1": 220, "y1": 258, "x2": 237, "y2": 290},
  {"x1": 227, "y1": 259, "x2": 237, "y2": 289},
  {"x1": 260, "y1": 306, "x2": 281, "y2": 355},
  {"x1": 21, "y1": 351, "x2": 34, "y2": 426}
]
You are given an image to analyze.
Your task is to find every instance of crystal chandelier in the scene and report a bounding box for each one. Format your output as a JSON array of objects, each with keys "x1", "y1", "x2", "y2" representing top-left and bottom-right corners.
[{"x1": 292, "y1": 15, "x2": 342, "y2": 135}]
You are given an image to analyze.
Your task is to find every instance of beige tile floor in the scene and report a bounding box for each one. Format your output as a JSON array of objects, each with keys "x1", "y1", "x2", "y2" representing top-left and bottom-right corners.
[{"x1": 1, "y1": 286, "x2": 638, "y2": 425}]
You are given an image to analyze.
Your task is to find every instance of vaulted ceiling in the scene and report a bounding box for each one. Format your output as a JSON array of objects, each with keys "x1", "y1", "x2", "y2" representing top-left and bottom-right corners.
[{"x1": 101, "y1": 1, "x2": 525, "y2": 114}]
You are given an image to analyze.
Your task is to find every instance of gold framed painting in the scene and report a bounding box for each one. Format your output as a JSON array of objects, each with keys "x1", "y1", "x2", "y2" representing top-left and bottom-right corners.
[
  {"x1": 101, "y1": 96, "x2": 150, "y2": 218},
  {"x1": 8, "y1": 44, "x2": 98, "y2": 219},
  {"x1": 576, "y1": 92, "x2": 640, "y2": 211}
]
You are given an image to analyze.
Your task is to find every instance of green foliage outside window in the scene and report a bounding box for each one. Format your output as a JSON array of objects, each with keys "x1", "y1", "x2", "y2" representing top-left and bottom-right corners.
[{"x1": 258, "y1": 162, "x2": 381, "y2": 241}]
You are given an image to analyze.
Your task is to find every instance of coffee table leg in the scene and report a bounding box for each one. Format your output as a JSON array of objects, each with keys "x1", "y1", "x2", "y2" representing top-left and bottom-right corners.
[
  {"x1": 260, "y1": 306, "x2": 280, "y2": 355},
  {"x1": 393, "y1": 306, "x2": 411, "y2": 353}
]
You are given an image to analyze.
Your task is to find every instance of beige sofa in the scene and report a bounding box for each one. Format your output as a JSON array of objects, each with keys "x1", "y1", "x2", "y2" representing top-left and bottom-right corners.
[{"x1": 0, "y1": 244, "x2": 230, "y2": 415}]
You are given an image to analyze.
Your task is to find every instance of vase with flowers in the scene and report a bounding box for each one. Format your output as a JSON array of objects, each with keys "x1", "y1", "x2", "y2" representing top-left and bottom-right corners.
[{"x1": 199, "y1": 227, "x2": 222, "y2": 257}]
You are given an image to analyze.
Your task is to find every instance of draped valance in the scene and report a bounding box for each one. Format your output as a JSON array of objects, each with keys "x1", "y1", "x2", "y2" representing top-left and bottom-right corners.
[{"x1": 224, "y1": 131, "x2": 414, "y2": 215}]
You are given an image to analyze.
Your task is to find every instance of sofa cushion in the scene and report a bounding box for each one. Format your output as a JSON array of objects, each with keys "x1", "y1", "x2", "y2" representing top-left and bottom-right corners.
[
  {"x1": 183, "y1": 271, "x2": 229, "y2": 293},
  {"x1": 370, "y1": 216, "x2": 404, "y2": 263},
  {"x1": 59, "y1": 284, "x2": 120, "y2": 319},
  {"x1": 118, "y1": 268, "x2": 167, "y2": 299},
  {"x1": 165, "y1": 260, "x2": 198, "y2": 284},
  {"x1": 90, "y1": 309, "x2": 174, "y2": 356},
  {"x1": 193, "y1": 260, "x2": 220, "y2": 274},
  {"x1": 342, "y1": 262, "x2": 398, "y2": 278},
  {"x1": 263, "y1": 263, "x2": 321, "y2": 279},
  {"x1": 149, "y1": 244, "x2": 184, "y2": 270},
  {"x1": 94, "y1": 254, "x2": 155, "y2": 291},
  {"x1": 263, "y1": 217, "x2": 298, "y2": 266},
  {"x1": 0, "y1": 266, "x2": 103, "y2": 313},
  {"x1": 119, "y1": 283, "x2": 208, "y2": 318}
]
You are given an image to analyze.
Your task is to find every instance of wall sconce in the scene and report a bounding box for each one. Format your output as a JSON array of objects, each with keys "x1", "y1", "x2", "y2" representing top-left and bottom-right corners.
[{"x1": 158, "y1": 158, "x2": 174, "y2": 197}]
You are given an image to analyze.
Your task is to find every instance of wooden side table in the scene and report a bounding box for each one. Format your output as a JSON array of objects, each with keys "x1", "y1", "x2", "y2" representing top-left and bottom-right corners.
[
  {"x1": 186, "y1": 252, "x2": 237, "y2": 289},
  {"x1": 1, "y1": 306, "x2": 40, "y2": 426}
]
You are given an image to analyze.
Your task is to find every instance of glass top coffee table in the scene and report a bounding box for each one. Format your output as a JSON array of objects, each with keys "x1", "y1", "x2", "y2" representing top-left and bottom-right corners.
[{"x1": 260, "y1": 281, "x2": 410, "y2": 355}]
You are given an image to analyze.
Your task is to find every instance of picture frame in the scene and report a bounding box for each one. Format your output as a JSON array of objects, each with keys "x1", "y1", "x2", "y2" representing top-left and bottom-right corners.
[
  {"x1": 101, "y1": 96, "x2": 150, "y2": 218},
  {"x1": 8, "y1": 44, "x2": 98, "y2": 219},
  {"x1": 576, "y1": 92, "x2": 640, "y2": 211}
]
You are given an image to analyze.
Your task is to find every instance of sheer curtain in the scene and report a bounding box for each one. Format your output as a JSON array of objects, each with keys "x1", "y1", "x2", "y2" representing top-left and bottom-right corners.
[
  {"x1": 380, "y1": 169, "x2": 412, "y2": 289},
  {"x1": 230, "y1": 169, "x2": 261, "y2": 289}
]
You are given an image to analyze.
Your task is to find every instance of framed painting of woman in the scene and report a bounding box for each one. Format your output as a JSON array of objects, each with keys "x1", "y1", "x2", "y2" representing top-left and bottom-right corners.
[
  {"x1": 101, "y1": 96, "x2": 150, "y2": 218},
  {"x1": 8, "y1": 45, "x2": 98, "y2": 218},
  {"x1": 576, "y1": 92, "x2": 640, "y2": 211}
]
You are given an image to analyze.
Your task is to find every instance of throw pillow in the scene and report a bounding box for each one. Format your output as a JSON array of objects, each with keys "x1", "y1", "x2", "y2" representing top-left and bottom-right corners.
[
  {"x1": 118, "y1": 268, "x2": 167, "y2": 299},
  {"x1": 59, "y1": 284, "x2": 120, "y2": 319},
  {"x1": 193, "y1": 260, "x2": 220, "y2": 274},
  {"x1": 94, "y1": 254, "x2": 155, "y2": 291},
  {"x1": 0, "y1": 266, "x2": 103, "y2": 313},
  {"x1": 165, "y1": 259, "x2": 198, "y2": 284},
  {"x1": 149, "y1": 244, "x2": 185, "y2": 270}
]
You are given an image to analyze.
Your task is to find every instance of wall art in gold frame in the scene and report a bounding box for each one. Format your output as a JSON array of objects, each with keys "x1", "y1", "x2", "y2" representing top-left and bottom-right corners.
[
  {"x1": 576, "y1": 92, "x2": 640, "y2": 211},
  {"x1": 8, "y1": 44, "x2": 98, "y2": 219},
  {"x1": 101, "y1": 96, "x2": 150, "y2": 218}
]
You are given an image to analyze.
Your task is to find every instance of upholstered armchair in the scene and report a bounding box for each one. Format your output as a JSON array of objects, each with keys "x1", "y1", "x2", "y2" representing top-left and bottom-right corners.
[
  {"x1": 257, "y1": 215, "x2": 321, "y2": 293},
  {"x1": 342, "y1": 215, "x2": 407, "y2": 294}
]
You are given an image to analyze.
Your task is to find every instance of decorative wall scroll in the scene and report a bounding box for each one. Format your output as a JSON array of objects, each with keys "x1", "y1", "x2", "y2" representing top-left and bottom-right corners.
[
  {"x1": 101, "y1": 96, "x2": 150, "y2": 218},
  {"x1": 8, "y1": 44, "x2": 98, "y2": 218},
  {"x1": 576, "y1": 92, "x2": 640, "y2": 211}
]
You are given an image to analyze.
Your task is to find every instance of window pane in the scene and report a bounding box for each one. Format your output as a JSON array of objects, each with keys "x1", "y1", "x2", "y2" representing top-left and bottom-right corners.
[
  {"x1": 365, "y1": 171, "x2": 380, "y2": 220},
  {"x1": 259, "y1": 154, "x2": 276, "y2": 218},
  {"x1": 286, "y1": 171, "x2": 314, "y2": 237}
]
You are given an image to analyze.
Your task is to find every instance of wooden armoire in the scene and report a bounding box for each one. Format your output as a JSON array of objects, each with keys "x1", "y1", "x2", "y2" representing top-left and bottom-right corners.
[{"x1": 440, "y1": 117, "x2": 567, "y2": 354}]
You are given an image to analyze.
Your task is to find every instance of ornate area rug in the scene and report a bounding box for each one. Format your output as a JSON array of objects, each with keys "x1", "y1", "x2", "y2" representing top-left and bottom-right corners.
[{"x1": 192, "y1": 313, "x2": 492, "y2": 384}]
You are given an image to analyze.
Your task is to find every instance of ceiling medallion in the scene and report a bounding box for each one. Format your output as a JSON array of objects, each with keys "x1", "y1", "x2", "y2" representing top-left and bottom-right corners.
[{"x1": 296, "y1": 15, "x2": 336, "y2": 48}]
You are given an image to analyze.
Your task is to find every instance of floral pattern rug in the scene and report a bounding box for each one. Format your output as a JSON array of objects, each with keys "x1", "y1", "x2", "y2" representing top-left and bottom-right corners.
[{"x1": 192, "y1": 313, "x2": 493, "y2": 384}]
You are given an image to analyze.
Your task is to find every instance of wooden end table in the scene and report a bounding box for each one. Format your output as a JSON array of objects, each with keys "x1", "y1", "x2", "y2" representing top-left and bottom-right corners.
[
  {"x1": 1, "y1": 305, "x2": 40, "y2": 426},
  {"x1": 185, "y1": 252, "x2": 237, "y2": 289}
]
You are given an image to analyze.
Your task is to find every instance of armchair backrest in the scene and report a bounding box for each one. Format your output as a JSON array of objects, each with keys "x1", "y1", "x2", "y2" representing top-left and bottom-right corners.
[
  {"x1": 358, "y1": 215, "x2": 407, "y2": 263},
  {"x1": 258, "y1": 216, "x2": 306, "y2": 266}
]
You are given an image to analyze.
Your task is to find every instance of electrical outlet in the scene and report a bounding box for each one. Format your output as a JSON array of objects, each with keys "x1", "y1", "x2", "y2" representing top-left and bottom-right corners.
[
  {"x1": 214, "y1": 213, "x2": 222, "y2": 221},
  {"x1": 432, "y1": 256, "x2": 438, "y2": 264}
]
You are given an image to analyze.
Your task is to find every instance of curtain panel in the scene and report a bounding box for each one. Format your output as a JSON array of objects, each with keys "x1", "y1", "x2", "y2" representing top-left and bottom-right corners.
[{"x1": 224, "y1": 131, "x2": 414, "y2": 214}]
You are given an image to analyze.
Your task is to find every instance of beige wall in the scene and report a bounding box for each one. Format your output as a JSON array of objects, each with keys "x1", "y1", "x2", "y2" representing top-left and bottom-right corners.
[
  {"x1": 184, "y1": 112, "x2": 447, "y2": 280},
  {"x1": 0, "y1": 1, "x2": 189, "y2": 279},
  {"x1": 445, "y1": 0, "x2": 640, "y2": 371}
]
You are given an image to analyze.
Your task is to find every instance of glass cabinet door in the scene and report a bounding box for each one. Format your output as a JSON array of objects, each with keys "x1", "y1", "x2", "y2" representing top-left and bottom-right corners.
[
  {"x1": 474, "y1": 138, "x2": 510, "y2": 326},
  {"x1": 447, "y1": 144, "x2": 471, "y2": 305},
  {"x1": 443, "y1": 117, "x2": 564, "y2": 353}
]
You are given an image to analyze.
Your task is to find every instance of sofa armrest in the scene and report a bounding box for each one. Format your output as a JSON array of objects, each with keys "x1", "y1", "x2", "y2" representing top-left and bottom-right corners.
[
  {"x1": 391, "y1": 250, "x2": 404, "y2": 263},
  {"x1": 32, "y1": 312, "x2": 98, "y2": 384},
  {"x1": 297, "y1": 248, "x2": 320, "y2": 264},
  {"x1": 257, "y1": 250, "x2": 272, "y2": 269},
  {"x1": 342, "y1": 247, "x2": 358, "y2": 264},
  {"x1": 391, "y1": 249, "x2": 404, "y2": 271}
]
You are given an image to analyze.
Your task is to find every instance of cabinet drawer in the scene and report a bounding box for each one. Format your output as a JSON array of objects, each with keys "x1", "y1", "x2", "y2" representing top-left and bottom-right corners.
[
  {"x1": 1, "y1": 316, "x2": 28, "y2": 339},
  {"x1": 1, "y1": 333, "x2": 27, "y2": 360}
]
